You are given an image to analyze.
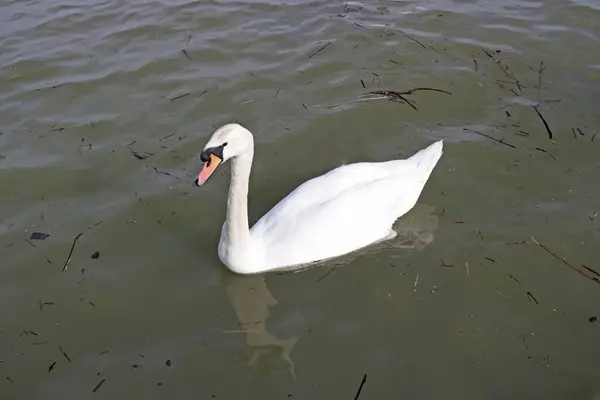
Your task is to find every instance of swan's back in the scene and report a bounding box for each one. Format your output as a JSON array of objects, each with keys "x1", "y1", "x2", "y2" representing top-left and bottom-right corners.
[{"x1": 249, "y1": 140, "x2": 443, "y2": 269}]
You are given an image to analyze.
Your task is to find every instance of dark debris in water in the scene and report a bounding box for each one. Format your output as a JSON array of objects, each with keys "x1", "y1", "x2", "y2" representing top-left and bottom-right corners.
[
  {"x1": 62, "y1": 232, "x2": 84, "y2": 272},
  {"x1": 30, "y1": 232, "x2": 50, "y2": 240},
  {"x1": 590, "y1": 316, "x2": 597, "y2": 323},
  {"x1": 92, "y1": 378, "x2": 106, "y2": 393},
  {"x1": 308, "y1": 41, "x2": 332, "y2": 59},
  {"x1": 131, "y1": 150, "x2": 150, "y2": 160},
  {"x1": 58, "y1": 345, "x2": 72, "y2": 363},
  {"x1": 91, "y1": 251, "x2": 100, "y2": 260},
  {"x1": 153, "y1": 167, "x2": 180, "y2": 181},
  {"x1": 354, "y1": 374, "x2": 367, "y2": 400}
]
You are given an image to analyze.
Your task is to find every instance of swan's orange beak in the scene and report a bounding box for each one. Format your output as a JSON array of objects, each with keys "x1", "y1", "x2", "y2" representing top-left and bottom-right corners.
[{"x1": 195, "y1": 154, "x2": 222, "y2": 186}]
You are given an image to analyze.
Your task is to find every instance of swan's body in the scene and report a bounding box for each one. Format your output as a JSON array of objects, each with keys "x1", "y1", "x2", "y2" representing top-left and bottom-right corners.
[{"x1": 196, "y1": 124, "x2": 443, "y2": 274}]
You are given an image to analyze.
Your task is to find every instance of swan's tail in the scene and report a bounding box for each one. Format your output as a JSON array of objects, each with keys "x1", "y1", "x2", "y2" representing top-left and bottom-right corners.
[{"x1": 409, "y1": 139, "x2": 444, "y2": 182}]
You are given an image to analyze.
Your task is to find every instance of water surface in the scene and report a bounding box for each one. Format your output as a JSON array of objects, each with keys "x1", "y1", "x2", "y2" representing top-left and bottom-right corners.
[{"x1": 1, "y1": 0, "x2": 600, "y2": 398}]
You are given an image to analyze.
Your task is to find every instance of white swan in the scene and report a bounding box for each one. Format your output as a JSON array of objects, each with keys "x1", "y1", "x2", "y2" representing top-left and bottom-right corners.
[{"x1": 195, "y1": 124, "x2": 443, "y2": 274}]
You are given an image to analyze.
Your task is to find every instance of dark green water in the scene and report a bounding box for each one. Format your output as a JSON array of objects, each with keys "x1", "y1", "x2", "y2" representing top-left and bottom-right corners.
[{"x1": 1, "y1": 0, "x2": 599, "y2": 398}]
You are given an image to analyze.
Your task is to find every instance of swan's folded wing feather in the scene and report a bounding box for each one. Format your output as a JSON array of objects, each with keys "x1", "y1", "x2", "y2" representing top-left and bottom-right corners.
[{"x1": 251, "y1": 171, "x2": 424, "y2": 267}]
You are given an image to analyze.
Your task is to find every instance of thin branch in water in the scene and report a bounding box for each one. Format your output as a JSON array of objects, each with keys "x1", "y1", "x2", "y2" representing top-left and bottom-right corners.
[
  {"x1": 308, "y1": 41, "x2": 332, "y2": 58},
  {"x1": 169, "y1": 93, "x2": 190, "y2": 101},
  {"x1": 481, "y1": 48, "x2": 524, "y2": 92},
  {"x1": 537, "y1": 61, "x2": 545, "y2": 100},
  {"x1": 527, "y1": 291, "x2": 539, "y2": 304},
  {"x1": 92, "y1": 378, "x2": 106, "y2": 393},
  {"x1": 401, "y1": 31, "x2": 426, "y2": 49},
  {"x1": 153, "y1": 167, "x2": 181, "y2": 181},
  {"x1": 532, "y1": 106, "x2": 553, "y2": 139},
  {"x1": 159, "y1": 132, "x2": 177, "y2": 142},
  {"x1": 181, "y1": 49, "x2": 193, "y2": 61},
  {"x1": 530, "y1": 237, "x2": 600, "y2": 285},
  {"x1": 62, "y1": 233, "x2": 83, "y2": 271},
  {"x1": 353, "y1": 36, "x2": 364, "y2": 50},
  {"x1": 495, "y1": 290, "x2": 513, "y2": 301},
  {"x1": 462, "y1": 128, "x2": 516, "y2": 148},
  {"x1": 324, "y1": 87, "x2": 450, "y2": 110},
  {"x1": 315, "y1": 266, "x2": 337, "y2": 282},
  {"x1": 398, "y1": 87, "x2": 452, "y2": 95},
  {"x1": 354, "y1": 374, "x2": 367, "y2": 400}
]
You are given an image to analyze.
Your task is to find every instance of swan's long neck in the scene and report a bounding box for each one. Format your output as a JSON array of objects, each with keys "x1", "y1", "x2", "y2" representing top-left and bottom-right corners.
[{"x1": 225, "y1": 146, "x2": 254, "y2": 249}]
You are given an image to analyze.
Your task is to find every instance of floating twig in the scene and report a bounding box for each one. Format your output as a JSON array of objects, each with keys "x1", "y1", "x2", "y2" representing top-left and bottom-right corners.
[
  {"x1": 354, "y1": 374, "x2": 367, "y2": 400},
  {"x1": 527, "y1": 291, "x2": 539, "y2": 304},
  {"x1": 360, "y1": 88, "x2": 451, "y2": 110},
  {"x1": 62, "y1": 233, "x2": 83, "y2": 272},
  {"x1": 169, "y1": 93, "x2": 190, "y2": 101},
  {"x1": 537, "y1": 61, "x2": 545, "y2": 100},
  {"x1": 159, "y1": 132, "x2": 177, "y2": 142},
  {"x1": 532, "y1": 106, "x2": 553, "y2": 140},
  {"x1": 48, "y1": 361, "x2": 56, "y2": 372},
  {"x1": 463, "y1": 128, "x2": 516, "y2": 148},
  {"x1": 181, "y1": 49, "x2": 193, "y2": 60},
  {"x1": 308, "y1": 41, "x2": 332, "y2": 59},
  {"x1": 315, "y1": 266, "x2": 337, "y2": 282},
  {"x1": 77, "y1": 138, "x2": 85, "y2": 155},
  {"x1": 465, "y1": 261, "x2": 470, "y2": 276},
  {"x1": 582, "y1": 265, "x2": 600, "y2": 277},
  {"x1": 39, "y1": 301, "x2": 54, "y2": 310},
  {"x1": 401, "y1": 31, "x2": 426, "y2": 49},
  {"x1": 530, "y1": 237, "x2": 600, "y2": 284},
  {"x1": 480, "y1": 48, "x2": 524, "y2": 92},
  {"x1": 92, "y1": 378, "x2": 106, "y2": 393},
  {"x1": 394, "y1": 87, "x2": 452, "y2": 96},
  {"x1": 353, "y1": 36, "x2": 364, "y2": 50},
  {"x1": 58, "y1": 345, "x2": 72, "y2": 363},
  {"x1": 131, "y1": 150, "x2": 148, "y2": 160},
  {"x1": 495, "y1": 290, "x2": 513, "y2": 301},
  {"x1": 152, "y1": 167, "x2": 181, "y2": 181},
  {"x1": 520, "y1": 334, "x2": 529, "y2": 349}
]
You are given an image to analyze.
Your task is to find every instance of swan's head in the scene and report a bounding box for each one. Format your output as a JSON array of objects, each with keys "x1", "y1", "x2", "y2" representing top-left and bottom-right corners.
[{"x1": 195, "y1": 123, "x2": 253, "y2": 186}]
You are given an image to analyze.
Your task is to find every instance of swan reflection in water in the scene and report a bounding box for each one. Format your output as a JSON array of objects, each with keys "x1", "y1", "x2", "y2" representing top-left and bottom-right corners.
[{"x1": 221, "y1": 203, "x2": 440, "y2": 378}]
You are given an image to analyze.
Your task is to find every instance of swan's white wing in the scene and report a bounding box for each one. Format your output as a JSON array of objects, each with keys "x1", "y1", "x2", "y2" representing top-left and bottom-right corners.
[
  {"x1": 250, "y1": 167, "x2": 424, "y2": 268},
  {"x1": 252, "y1": 159, "x2": 410, "y2": 223},
  {"x1": 249, "y1": 139, "x2": 443, "y2": 270}
]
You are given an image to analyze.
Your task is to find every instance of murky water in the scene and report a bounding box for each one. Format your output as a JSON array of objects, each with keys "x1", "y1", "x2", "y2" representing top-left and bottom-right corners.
[{"x1": 1, "y1": 0, "x2": 600, "y2": 398}]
